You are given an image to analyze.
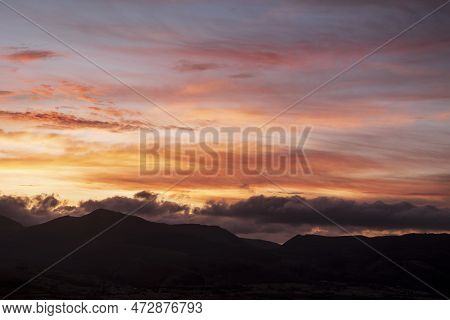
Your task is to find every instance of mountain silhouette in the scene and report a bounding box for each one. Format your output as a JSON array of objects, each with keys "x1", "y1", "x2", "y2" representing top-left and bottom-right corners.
[
  {"x1": 0, "y1": 215, "x2": 23, "y2": 234},
  {"x1": 1, "y1": 209, "x2": 449, "y2": 299}
]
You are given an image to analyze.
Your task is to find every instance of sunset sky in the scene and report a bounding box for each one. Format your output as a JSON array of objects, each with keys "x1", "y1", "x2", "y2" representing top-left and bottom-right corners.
[{"x1": 1, "y1": 0, "x2": 449, "y2": 215}]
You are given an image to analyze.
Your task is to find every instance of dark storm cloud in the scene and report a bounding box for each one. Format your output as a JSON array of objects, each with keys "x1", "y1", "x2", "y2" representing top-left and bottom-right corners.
[
  {"x1": 0, "y1": 192, "x2": 188, "y2": 226},
  {"x1": 78, "y1": 192, "x2": 189, "y2": 217},
  {"x1": 0, "y1": 194, "x2": 63, "y2": 225},
  {"x1": 134, "y1": 190, "x2": 157, "y2": 200},
  {"x1": 196, "y1": 195, "x2": 450, "y2": 230}
]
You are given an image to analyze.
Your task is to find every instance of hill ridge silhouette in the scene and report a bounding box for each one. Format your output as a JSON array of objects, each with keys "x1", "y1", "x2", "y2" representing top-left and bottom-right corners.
[{"x1": 1, "y1": 209, "x2": 450, "y2": 299}]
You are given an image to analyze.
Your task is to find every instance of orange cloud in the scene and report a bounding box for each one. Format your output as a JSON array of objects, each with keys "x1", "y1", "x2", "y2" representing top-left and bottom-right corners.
[
  {"x1": 59, "y1": 80, "x2": 102, "y2": 104},
  {"x1": 88, "y1": 106, "x2": 142, "y2": 118},
  {"x1": 26, "y1": 81, "x2": 105, "y2": 104},
  {"x1": 31, "y1": 84, "x2": 55, "y2": 98},
  {"x1": 181, "y1": 80, "x2": 230, "y2": 95},
  {"x1": 0, "y1": 90, "x2": 14, "y2": 96},
  {"x1": 1, "y1": 50, "x2": 58, "y2": 62},
  {"x1": 0, "y1": 110, "x2": 146, "y2": 132}
]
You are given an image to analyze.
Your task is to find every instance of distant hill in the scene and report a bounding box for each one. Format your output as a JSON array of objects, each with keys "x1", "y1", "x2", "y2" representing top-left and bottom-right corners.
[
  {"x1": 1, "y1": 209, "x2": 449, "y2": 299},
  {"x1": 0, "y1": 215, "x2": 23, "y2": 233}
]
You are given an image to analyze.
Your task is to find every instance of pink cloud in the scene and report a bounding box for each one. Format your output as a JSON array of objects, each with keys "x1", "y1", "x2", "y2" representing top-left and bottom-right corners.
[{"x1": 1, "y1": 50, "x2": 58, "y2": 62}]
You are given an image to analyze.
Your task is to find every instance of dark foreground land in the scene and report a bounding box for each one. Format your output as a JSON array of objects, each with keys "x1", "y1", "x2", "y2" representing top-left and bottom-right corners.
[{"x1": 1, "y1": 210, "x2": 449, "y2": 299}]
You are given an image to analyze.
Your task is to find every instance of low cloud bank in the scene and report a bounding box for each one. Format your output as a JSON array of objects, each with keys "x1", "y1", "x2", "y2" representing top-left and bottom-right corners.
[{"x1": 1, "y1": 192, "x2": 449, "y2": 242}]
